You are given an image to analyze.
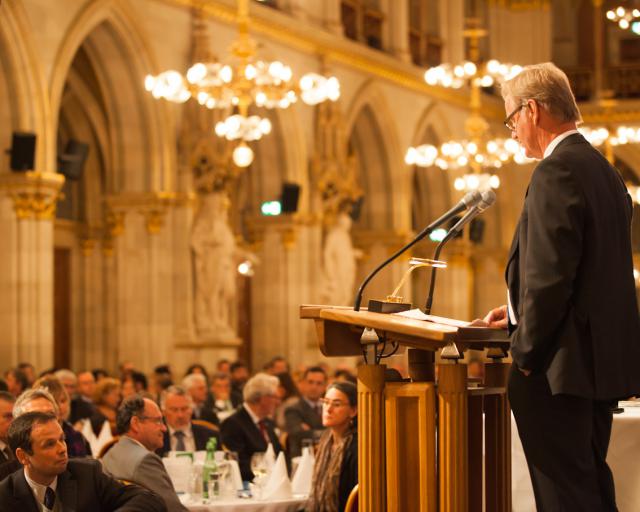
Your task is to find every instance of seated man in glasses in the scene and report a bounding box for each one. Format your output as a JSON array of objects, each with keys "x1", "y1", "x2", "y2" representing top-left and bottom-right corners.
[{"x1": 102, "y1": 395, "x2": 188, "y2": 511}]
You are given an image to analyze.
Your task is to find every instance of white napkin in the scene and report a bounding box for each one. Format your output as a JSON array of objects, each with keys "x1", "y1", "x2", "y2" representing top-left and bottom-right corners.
[
  {"x1": 264, "y1": 443, "x2": 276, "y2": 470},
  {"x1": 291, "y1": 447, "x2": 314, "y2": 495},
  {"x1": 229, "y1": 459, "x2": 244, "y2": 490},
  {"x1": 261, "y1": 452, "x2": 292, "y2": 500},
  {"x1": 162, "y1": 456, "x2": 192, "y2": 493}
]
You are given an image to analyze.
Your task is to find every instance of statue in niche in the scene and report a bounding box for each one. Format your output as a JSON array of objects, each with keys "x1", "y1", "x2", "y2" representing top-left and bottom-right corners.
[
  {"x1": 191, "y1": 192, "x2": 238, "y2": 341},
  {"x1": 321, "y1": 211, "x2": 362, "y2": 306}
]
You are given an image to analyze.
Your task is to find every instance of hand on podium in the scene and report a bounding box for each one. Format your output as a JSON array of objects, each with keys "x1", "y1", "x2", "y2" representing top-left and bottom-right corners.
[{"x1": 469, "y1": 305, "x2": 509, "y2": 329}]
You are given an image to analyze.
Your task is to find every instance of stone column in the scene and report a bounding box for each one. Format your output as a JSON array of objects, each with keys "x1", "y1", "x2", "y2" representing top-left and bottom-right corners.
[
  {"x1": 322, "y1": 0, "x2": 343, "y2": 35},
  {"x1": 439, "y1": 0, "x2": 465, "y2": 64},
  {"x1": 0, "y1": 171, "x2": 64, "y2": 369},
  {"x1": 387, "y1": 0, "x2": 411, "y2": 62}
]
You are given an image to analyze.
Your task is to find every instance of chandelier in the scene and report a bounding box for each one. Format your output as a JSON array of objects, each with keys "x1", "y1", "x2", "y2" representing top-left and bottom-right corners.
[
  {"x1": 144, "y1": 0, "x2": 340, "y2": 167},
  {"x1": 406, "y1": 24, "x2": 530, "y2": 193},
  {"x1": 606, "y1": 6, "x2": 640, "y2": 32}
]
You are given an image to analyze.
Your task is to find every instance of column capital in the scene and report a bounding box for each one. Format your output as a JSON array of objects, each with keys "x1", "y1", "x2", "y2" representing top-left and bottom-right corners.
[{"x1": 0, "y1": 171, "x2": 65, "y2": 220}]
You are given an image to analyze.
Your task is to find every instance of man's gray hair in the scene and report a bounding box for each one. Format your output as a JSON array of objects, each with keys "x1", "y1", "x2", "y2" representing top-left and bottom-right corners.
[
  {"x1": 182, "y1": 373, "x2": 206, "y2": 390},
  {"x1": 54, "y1": 369, "x2": 77, "y2": 384},
  {"x1": 501, "y1": 62, "x2": 582, "y2": 124},
  {"x1": 13, "y1": 388, "x2": 59, "y2": 418},
  {"x1": 243, "y1": 373, "x2": 279, "y2": 404},
  {"x1": 160, "y1": 385, "x2": 194, "y2": 410}
]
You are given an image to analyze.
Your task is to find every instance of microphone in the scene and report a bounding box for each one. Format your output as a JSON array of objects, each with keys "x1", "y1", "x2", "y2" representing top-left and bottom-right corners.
[
  {"x1": 352, "y1": 190, "x2": 483, "y2": 311},
  {"x1": 424, "y1": 189, "x2": 496, "y2": 314},
  {"x1": 444, "y1": 189, "x2": 496, "y2": 240}
]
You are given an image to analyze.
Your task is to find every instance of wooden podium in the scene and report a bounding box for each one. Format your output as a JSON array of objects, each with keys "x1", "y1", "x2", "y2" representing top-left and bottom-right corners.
[{"x1": 300, "y1": 305, "x2": 512, "y2": 512}]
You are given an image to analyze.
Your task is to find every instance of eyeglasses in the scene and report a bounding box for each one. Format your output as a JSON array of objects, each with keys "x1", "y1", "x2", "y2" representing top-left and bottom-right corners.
[
  {"x1": 137, "y1": 415, "x2": 164, "y2": 425},
  {"x1": 504, "y1": 103, "x2": 527, "y2": 131},
  {"x1": 320, "y1": 398, "x2": 349, "y2": 409}
]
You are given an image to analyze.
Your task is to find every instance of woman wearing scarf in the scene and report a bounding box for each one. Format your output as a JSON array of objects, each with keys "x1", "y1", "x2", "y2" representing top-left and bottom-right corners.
[{"x1": 307, "y1": 381, "x2": 357, "y2": 512}]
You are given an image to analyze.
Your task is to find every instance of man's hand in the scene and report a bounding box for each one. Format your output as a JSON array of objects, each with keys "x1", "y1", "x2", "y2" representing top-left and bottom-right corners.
[
  {"x1": 519, "y1": 368, "x2": 531, "y2": 376},
  {"x1": 483, "y1": 305, "x2": 509, "y2": 329}
]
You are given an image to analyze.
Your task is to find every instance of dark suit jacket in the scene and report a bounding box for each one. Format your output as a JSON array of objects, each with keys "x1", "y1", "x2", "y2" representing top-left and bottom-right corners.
[
  {"x1": 192, "y1": 402, "x2": 220, "y2": 426},
  {"x1": 284, "y1": 398, "x2": 324, "y2": 457},
  {"x1": 506, "y1": 133, "x2": 640, "y2": 400},
  {"x1": 69, "y1": 396, "x2": 95, "y2": 424},
  {"x1": 219, "y1": 406, "x2": 282, "y2": 482},
  {"x1": 0, "y1": 459, "x2": 166, "y2": 511},
  {"x1": 157, "y1": 422, "x2": 219, "y2": 457}
]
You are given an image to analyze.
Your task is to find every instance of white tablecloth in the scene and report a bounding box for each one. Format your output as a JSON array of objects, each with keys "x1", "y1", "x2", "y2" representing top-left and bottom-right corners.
[
  {"x1": 512, "y1": 407, "x2": 640, "y2": 512},
  {"x1": 185, "y1": 497, "x2": 305, "y2": 512}
]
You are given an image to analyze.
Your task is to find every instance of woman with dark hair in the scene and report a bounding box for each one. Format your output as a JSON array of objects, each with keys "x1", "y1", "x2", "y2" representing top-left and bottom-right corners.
[
  {"x1": 185, "y1": 363, "x2": 209, "y2": 385},
  {"x1": 307, "y1": 381, "x2": 357, "y2": 512},
  {"x1": 274, "y1": 371, "x2": 300, "y2": 430}
]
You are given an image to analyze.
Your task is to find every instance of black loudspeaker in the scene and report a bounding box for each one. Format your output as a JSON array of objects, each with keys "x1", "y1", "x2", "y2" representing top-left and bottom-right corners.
[
  {"x1": 59, "y1": 139, "x2": 89, "y2": 180},
  {"x1": 10, "y1": 132, "x2": 36, "y2": 171},
  {"x1": 469, "y1": 218, "x2": 485, "y2": 244},
  {"x1": 280, "y1": 182, "x2": 300, "y2": 213}
]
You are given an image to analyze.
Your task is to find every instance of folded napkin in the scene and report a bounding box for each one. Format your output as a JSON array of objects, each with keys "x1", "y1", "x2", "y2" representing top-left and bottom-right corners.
[
  {"x1": 291, "y1": 446, "x2": 314, "y2": 495},
  {"x1": 229, "y1": 459, "x2": 244, "y2": 490},
  {"x1": 162, "y1": 456, "x2": 192, "y2": 493},
  {"x1": 264, "y1": 443, "x2": 276, "y2": 470},
  {"x1": 261, "y1": 451, "x2": 292, "y2": 500}
]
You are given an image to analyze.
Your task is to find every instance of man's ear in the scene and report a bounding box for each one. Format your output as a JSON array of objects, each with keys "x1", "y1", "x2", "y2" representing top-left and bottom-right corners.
[{"x1": 15, "y1": 447, "x2": 29, "y2": 466}]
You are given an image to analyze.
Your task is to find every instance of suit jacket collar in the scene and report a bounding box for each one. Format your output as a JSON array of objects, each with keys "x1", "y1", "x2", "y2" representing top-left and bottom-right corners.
[{"x1": 12, "y1": 470, "x2": 40, "y2": 512}]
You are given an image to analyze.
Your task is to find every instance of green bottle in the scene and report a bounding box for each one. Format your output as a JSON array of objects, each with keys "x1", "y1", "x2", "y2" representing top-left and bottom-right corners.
[{"x1": 202, "y1": 437, "x2": 218, "y2": 499}]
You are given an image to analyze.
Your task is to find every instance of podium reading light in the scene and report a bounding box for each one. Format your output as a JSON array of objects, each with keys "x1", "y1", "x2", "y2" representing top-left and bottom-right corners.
[{"x1": 385, "y1": 258, "x2": 447, "y2": 305}]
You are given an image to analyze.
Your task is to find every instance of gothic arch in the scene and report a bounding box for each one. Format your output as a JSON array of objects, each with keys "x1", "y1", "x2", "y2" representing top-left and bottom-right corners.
[
  {"x1": 0, "y1": 0, "x2": 50, "y2": 171},
  {"x1": 345, "y1": 80, "x2": 405, "y2": 230},
  {"x1": 49, "y1": 0, "x2": 174, "y2": 192}
]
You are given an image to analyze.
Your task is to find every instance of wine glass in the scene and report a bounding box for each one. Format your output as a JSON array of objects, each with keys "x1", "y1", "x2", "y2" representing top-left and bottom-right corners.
[{"x1": 250, "y1": 451, "x2": 268, "y2": 497}]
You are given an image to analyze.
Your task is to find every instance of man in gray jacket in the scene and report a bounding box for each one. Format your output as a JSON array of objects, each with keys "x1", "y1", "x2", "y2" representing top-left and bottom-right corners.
[{"x1": 102, "y1": 395, "x2": 188, "y2": 511}]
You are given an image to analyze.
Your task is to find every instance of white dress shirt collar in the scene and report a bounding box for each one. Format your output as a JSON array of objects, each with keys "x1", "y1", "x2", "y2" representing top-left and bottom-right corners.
[
  {"x1": 24, "y1": 469, "x2": 58, "y2": 511},
  {"x1": 543, "y1": 129, "x2": 580, "y2": 159}
]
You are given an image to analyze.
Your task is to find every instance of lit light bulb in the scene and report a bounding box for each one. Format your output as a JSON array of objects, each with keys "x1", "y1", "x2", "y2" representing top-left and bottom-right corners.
[{"x1": 233, "y1": 143, "x2": 254, "y2": 167}]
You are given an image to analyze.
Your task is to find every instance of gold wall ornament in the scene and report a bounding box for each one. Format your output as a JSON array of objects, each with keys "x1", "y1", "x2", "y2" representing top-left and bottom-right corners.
[
  {"x1": 311, "y1": 99, "x2": 363, "y2": 222},
  {"x1": 105, "y1": 191, "x2": 177, "y2": 236},
  {"x1": 105, "y1": 210, "x2": 125, "y2": 238},
  {"x1": 0, "y1": 171, "x2": 65, "y2": 220},
  {"x1": 80, "y1": 239, "x2": 95, "y2": 257},
  {"x1": 145, "y1": 209, "x2": 166, "y2": 234},
  {"x1": 102, "y1": 238, "x2": 114, "y2": 258}
]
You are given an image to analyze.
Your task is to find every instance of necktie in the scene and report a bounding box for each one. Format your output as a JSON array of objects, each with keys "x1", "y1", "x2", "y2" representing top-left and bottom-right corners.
[
  {"x1": 2, "y1": 446, "x2": 12, "y2": 461},
  {"x1": 258, "y1": 419, "x2": 269, "y2": 443},
  {"x1": 44, "y1": 487, "x2": 56, "y2": 511},
  {"x1": 174, "y1": 430, "x2": 186, "y2": 451}
]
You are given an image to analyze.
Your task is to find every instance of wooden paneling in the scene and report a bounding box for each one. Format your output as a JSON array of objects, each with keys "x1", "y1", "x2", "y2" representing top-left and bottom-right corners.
[{"x1": 385, "y1": 382, "x2": 436, "y2": 512}]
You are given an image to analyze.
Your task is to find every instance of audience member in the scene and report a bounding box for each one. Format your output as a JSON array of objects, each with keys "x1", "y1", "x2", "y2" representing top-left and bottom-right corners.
[
  {"x1": 70, "y1": 371, "x2": 96, "y2": 424},
  {"x1": 216, "y1": 359, "x2": 231, "y2": 375},
  {"x1": 284, "y1": 366, "x2": 327, "y2": 457},
  {"x1": 333, "y1": 368, "x2": 357, "y2": 385},
  {"x1": 209, "y1": 372, "x2": 235, "y2": 422},
  {"x1": 0, "y1": 379, "x2": 7, "y2": 392},
  {"x1": 220, "y1": 373, "x2": 283, "y2": 482},
  {"x1": 102, "y1": 395, "x2": 187, "y2": 511},
  {"x1": 229, "y1": 361, "x2": 249, "y2": 408},
  {"x1": 4, "y1": 368, "x2": 29, "y2": 397},
  {"x1": 92, "y1": 368, "x2": 109, "y2": 382},
  {"x1": 0, "y1": 391, "x2": 15, "y2": 463},
  {"x1": 118, "y1": 361, "x2": 136, "y2": 381},
  {"x1": 54, "y1": 369, "x2": 77, "y2": 398},
  {"x1": 182, "y1": 373, "x2": 218, "y2": 425},
  {"x1": 33, "y1": 376, "x2": 92, "y2": 457},
  {"x1": 152, "y1": 365, "x2": 173, "y2": 401},
  {"x1": 264, "y1": 356, "x2": 289, "y2": 375},
  {"x1": 122, "y1": 371, "x2": 149, "y2": 399},
  {"x1": 17, "y1": 363, "x2": 36, "y2": 387},
  {"x1": 158, "y1": 386, "x2": 218, "y2": 457},
  {"x1": 307, "y1": 381, "x2": 358, "y2": 512},
  {"x1": 274, "y1": 371, "x2": 300, "y2": 431},
  {"x1": 1, "y1": 411, "x2": 166, "y2": 511},
  {"x1": 185, "y1": 364, "x2": 209, "y2": 382},
  {"x1": 90, "y1": 377, "x2": 121, "y2": 436}
]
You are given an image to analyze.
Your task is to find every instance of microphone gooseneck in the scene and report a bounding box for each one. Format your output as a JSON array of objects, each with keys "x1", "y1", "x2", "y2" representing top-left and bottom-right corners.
[{"x1": 352, "y1": 190, "x2": 483, "y2": 311}]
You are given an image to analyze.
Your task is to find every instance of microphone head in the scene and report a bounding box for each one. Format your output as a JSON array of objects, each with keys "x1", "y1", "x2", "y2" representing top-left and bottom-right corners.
[
  {"x1": 461, "y1": 190, "x2": 482, "y2": 208},
  {"x1": 478, "y1": 189, "x2": 496, "y2": 211}
]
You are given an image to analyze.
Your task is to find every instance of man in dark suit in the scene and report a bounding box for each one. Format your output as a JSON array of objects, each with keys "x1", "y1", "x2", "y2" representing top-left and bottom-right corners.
[
  {"x1": 483, "y1": 62, "x2": 640, "y2": 511},
  {"x1": 0, "y1": 411, "x2": 165, "y2": 511},
  {"x1": 182, "y1": 373, "x2": 219, "y2": 426},
  {"x1": 157, "y1": 385, "x2": 219, "y2": 457},
  {"x1": 0, "y1": 391, "x2": 15, "y2": 464},
  {"x1": 220, "y1": 373, "x2": 283, "y2": 482},
  {"x1": 284, "y1": 366, "x2": 327, "y2": 457}
]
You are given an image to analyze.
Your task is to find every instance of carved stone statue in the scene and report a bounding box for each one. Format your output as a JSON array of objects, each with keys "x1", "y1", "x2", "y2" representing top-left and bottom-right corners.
[
  {"x1": 321, "y1": 212, "x2": 362, "y2": 306},
  {"x1": 191, "y1": 192, "x2": 237, "y2": 341}
]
